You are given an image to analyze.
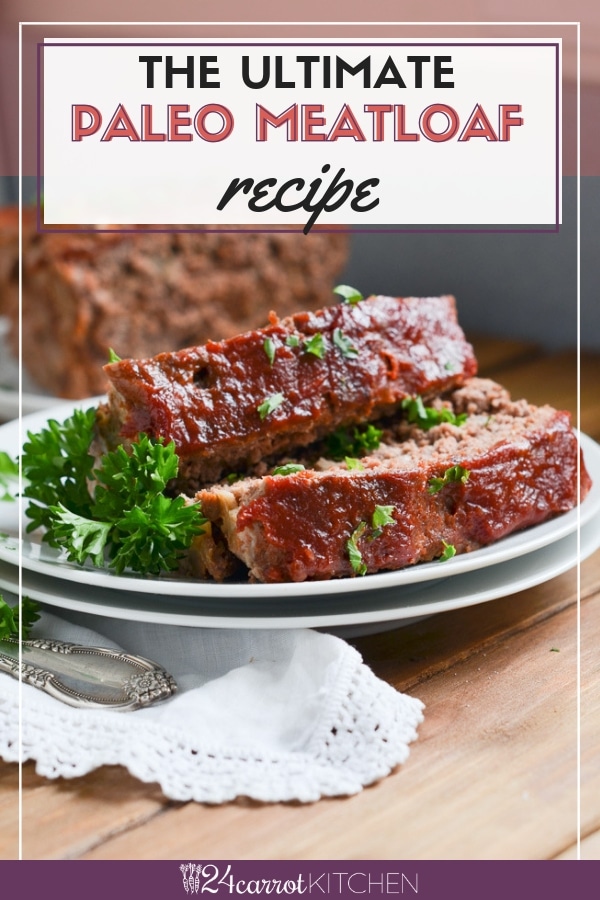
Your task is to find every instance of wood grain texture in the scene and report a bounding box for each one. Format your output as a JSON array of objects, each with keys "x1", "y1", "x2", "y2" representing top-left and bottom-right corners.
[
  {"x1": 75, "y1": 589, "x2": 584, "y2": 860},
  {"x1": 19, "y1": 763, "x2": 171, "y2": 860},
  {"x1": 0, "y1": 764, "x2": 19, "y2": 860}
]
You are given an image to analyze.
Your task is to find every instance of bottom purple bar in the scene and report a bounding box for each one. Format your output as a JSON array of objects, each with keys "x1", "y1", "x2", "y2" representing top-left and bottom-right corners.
[{"x1": 0, "y1": 860, "x2": 596, "y2": 898}]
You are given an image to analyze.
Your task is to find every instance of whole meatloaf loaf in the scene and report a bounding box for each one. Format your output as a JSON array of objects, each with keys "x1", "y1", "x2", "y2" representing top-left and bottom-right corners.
[
  {"x1": 98, "y1": 294, "x2": 478, "y2": 488},
  {"x1": 1, "y1": 209, "x2": 348, "y2": 398},
  {"x1": 191, "y1": 379, "x2": 591, "y2": 583}
]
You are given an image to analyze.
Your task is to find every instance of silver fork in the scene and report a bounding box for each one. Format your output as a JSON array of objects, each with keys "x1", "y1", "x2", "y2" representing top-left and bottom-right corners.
[{"x1": 0, "y1": 636, "x2": 177, "y2": 710}]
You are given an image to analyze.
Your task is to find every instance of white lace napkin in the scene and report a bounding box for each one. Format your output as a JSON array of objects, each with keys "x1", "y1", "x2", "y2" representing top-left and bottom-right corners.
[{"x1": 0, "y1": 609, "x2": 424, "y2": 803}]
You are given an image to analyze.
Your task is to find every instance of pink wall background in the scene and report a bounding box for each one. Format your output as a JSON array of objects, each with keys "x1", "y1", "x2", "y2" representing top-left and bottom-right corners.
[{"x1": 0, "y1": 0, "x2": 599, "y2": 176}]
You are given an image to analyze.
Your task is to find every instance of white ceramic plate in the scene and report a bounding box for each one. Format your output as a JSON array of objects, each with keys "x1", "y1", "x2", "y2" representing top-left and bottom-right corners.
[
  {"x1": 0, "y1": 519, "x2": 597, "y2": 629},
  {"x1": 1, "y1": 401, "x2": 599, "y2": 601}
]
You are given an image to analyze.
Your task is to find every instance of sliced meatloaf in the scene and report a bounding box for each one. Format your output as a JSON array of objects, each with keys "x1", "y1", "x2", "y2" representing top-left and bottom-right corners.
[
  {"x1": 99, "y1": 294, "x2": 478, "y2": 487},
  {"x1": 191, "y1": 379, "x2": 591, "y2": 583}
]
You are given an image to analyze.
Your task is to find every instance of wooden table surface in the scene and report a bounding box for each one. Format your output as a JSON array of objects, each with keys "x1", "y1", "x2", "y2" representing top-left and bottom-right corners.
[{"x1": 1, "y1": 337, "x2": 598, "y2": 861}]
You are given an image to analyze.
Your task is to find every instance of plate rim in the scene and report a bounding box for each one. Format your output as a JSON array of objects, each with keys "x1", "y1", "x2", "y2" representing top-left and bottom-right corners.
[{"x1": 1, "y1": 521, "x2": 597, "y2": 629}]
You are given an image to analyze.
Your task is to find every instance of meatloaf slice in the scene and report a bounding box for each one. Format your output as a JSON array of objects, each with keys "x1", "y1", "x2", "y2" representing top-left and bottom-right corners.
[
  {"x1": 99, "y1": 294, "x2": 477, "y2": 488},
  {"x1": 192, "y1": 379, "x2": 591, "y2": 583}
]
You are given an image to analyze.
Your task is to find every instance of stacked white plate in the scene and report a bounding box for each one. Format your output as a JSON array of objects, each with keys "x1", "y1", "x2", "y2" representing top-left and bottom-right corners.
[{"x1": 2, "y1": 400, "x2": 600, "y2": 632}]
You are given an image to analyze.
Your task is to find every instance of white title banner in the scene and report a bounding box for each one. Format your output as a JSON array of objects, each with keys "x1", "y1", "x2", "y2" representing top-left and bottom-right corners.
[{"x1": 42, "y1": 39, "x2": 561, "y2": 230}]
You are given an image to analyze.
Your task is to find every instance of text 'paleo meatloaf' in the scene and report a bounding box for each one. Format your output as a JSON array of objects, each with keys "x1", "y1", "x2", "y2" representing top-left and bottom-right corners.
[
  {"x1": 192, "y1": 379, "x2": 591, "y2": 583},
  {"x1": 98, "y1": 294, "x2": 478, "y2": 488}
]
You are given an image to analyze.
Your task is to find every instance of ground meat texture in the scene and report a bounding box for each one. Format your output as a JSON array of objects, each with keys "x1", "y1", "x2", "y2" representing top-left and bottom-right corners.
[
  {"x1": 1, "y1": 211, "x2": 348, "y2": 398},
  {"x1": 193, "y1": 380, "x2": 591, "y2": 583},
  {"x1": 100, "y1": 294, "x2": 477, "y2": 488}
]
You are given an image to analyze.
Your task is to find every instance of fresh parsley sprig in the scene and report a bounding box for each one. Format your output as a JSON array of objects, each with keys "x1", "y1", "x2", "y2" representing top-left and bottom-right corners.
[
  {"x1": 21, "y1": 411, "x2": 206, "y2": 575},
  {"x1": 0, "y1": 451, "x2": 19, "y2": 502},
  {"x1": 0, "y1": 595, "x2": 41, "y2": 641},
  {"x1": 22, "y1": 408, "x2": 98, "y2": 533}
]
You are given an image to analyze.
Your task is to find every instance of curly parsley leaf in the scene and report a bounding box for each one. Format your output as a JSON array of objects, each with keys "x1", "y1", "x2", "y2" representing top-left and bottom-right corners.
[
  {"x1": 326, "y1": 423, "x2": 383, "y2": 461},
  {"x1": 347, "y1": 521, "x2": 368, "y2": 576},
  {"x1": 344, "y1": 457, "x2": 364, "y2": 471},
  {"x1": 258, "y1": 393, "x2": 285, "y2": 420},
  {"x1": 428, "y1": 465, "x2": 471, "y2": 495},
  {"x1": 0, "y1": 451, "x2": 19, "y2": 502},
  {"x1": 347, "y1": 506, "x2": 396, "y2": 574},
  {"x1": 303, "y1": 333, "x2": 327, "y2": 359},
  {"x1": 372, "y1": 504, "x2": 395, "y2": 533},
  {"x1": 21, "y1": 408, "x2": 98, "y2": 534},
  {"x1": 332, "y1": 327, "x2": 358, "y2": 358},
  {"x1": 0, "y1": 595, "x2": 41, "y2": 641},
  {"x1": 22, "y1": 413, "x2": 206, "y2": 575},
  {"x1": 402, "y1": 396, "x2": 467, "y2": 430},
  {"x1": 50, "y1": 504, "x2": 111, "y2": 568},
  {"x1": 263, "y1": 337, "x2": 276, "y2": 366},
  {"x1": 272, "y1": 463, "x2": 305, "y2": 476},
  {"x1": 107, "y1": 494, "x2": 204, "y2": 575},
  {"x1": 439, "y1": 541, "x2": 456, "y2": 562},
  {"x1": 0, "y1": 598, "x2": 16, "y2": 640},
  {"x1": 333, "y1": 284, "x2": 364, "y2": 305}
]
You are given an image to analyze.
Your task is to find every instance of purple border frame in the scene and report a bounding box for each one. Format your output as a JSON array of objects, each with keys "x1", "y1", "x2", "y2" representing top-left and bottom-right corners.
[{"x1": 37, "y1": 41, "x2": 561, "y2": 235}]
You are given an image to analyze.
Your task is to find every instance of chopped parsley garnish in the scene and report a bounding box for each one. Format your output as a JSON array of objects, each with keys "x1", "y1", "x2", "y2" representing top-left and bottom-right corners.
[
  {"x1": 333, "y1": 327, "x2": 358, "y2": 358},
  {"x1": 428, "y1": 465, "x2": 470, "y2": 494},
  {"x1": 371, "y1": 505, "x2": 396, "y2": 538},
  {"x1": 333, "y1": 284, "x2": 364, "y2": 305},
  {"x1": 347, "y1": 521, "x2": 368, "y2": 575},
  {"x1": 439, "y1": 541, "x2": 456, "y2": 562},
  {"x1": 21, "y1": 411, "x2": 206, "y2": 575},
  {"x1": 325, "y1": 423, "x2": 383, "y2": 460},
  {"x1": 272, "y1": 463, "x2": 305, "y2": 476},
  {"x1": 402, "y1": 395, "x2": 467, "y2": 430},
  {"x1": 107, "y1": 348, "x2": 122, "y2": 363},
  {"x1": 263, "y1": 337, "x2": 276, "y2": 366},
  {"x1": 285, "y1": 335, "x2": 300, "y2": 348},
  {"x1": 226, "y1": 473, "x2": 242, "y2": 484},
  {"x1": 303, "y1": 333, "x2": 327, "y2": 359},
  {"x1": 0, "y1": 451, "x2": 19, "y2": 502},
  {"x1": 257, "y1": 393, "x2": 285, "y2": 420},
  {"x1": 346, "y1": 505, "x2": 397, "y2": 574},
  {"x1": 344, "y1": 457, "x2": 364, "y2": 471},
  {"x1": 0, "y1": 595, "x2": 40, "y2": 641}
]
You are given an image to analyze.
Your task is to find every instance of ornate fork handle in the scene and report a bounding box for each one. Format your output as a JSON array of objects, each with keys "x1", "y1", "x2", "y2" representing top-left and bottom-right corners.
[{"x1": 0, "y1": 637, "x2": 177, "y2": 710}]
